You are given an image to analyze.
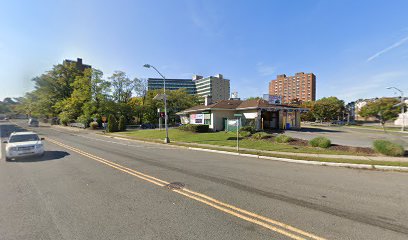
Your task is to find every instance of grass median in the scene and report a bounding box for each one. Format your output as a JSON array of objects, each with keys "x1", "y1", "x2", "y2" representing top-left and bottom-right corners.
[
  {"x1": 108, "y1": 129, "x2": 408, "y2": 168},
  {"x1": 118, "y1": 129, "x2": 372, "y2": 155}
]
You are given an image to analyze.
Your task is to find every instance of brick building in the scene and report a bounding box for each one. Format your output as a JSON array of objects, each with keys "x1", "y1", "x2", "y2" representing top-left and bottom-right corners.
[{"x1": 269, "y1": 72, "x2": 316, "y2": 103}]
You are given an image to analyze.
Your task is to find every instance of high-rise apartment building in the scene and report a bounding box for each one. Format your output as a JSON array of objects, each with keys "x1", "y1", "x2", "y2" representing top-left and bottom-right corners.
[
  {"x1": 269, "y1": 72, "x2": 316, "y2": 103},
  {"x1": 63, "y1": 58, "x2": 91, "y2": 71},
  {"x1": 147, "y1": 78, "x2": 197, "y2": 94},
  {"x1": 194, "y1": 74, "x2": 230, "y2": 101}
]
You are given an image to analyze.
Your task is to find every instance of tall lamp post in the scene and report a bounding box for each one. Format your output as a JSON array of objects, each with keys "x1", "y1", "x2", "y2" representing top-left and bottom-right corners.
[
  {"x1": 144, "y1": 64, "x2": 170, "y2": 143},
  {"x1": 386, "y1": 86, "x2": 405, "y2": 132}
]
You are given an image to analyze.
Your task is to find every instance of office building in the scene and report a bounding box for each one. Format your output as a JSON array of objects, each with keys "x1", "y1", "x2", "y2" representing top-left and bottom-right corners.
[
  {"x1": 269, "y1": 72, "x2": 316, "y2": 103},
  {"x1": 147, "y1": 78, "x2": 197, "y2": 94},
  {"x1": 194, "y1": 74, "x2": 230, "y2": 101}
]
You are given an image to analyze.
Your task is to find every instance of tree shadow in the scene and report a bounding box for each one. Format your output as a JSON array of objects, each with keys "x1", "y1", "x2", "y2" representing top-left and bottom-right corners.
[
  {"x1": 0, "y1": 124, "x2": 28, "y2": 138},
  {"x1": 289, "y1": 127, "x2": 342, "y2": 133},
  {"x1": 7, "y1": 151, "x2": 70, "y2": 162}
]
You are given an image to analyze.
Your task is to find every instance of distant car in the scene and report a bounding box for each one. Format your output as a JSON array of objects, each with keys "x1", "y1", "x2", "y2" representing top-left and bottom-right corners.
[
  {"x1": 28, "y1": 118, "x2": 39, "y2": 127},
  {"x1": 141, "y1": 123, "x2": 155, "y2": 129},
  {"x1": 3, "y1": 132, "x2": 45, "y2": 161}
]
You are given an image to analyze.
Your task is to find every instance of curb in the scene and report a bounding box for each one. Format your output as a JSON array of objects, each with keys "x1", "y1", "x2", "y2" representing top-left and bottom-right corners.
[
  {"x1": 45, "y1": 125, "x2": 408, "y2": 173},
  {"x1": 104, "y1": 135, "x2": 408, "y2": 172}
]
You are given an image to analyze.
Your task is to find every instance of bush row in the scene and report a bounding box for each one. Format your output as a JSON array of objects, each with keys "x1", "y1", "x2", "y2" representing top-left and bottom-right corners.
[
  {"x1": 373, "y1": 140, "x2": 404, "y2": 157},
  {"x1": 309, "y1": 136, "x2": 331, "y2": 148},
  {"x1": 178, "y1": 124, "x2": 209, "y2": 133}
]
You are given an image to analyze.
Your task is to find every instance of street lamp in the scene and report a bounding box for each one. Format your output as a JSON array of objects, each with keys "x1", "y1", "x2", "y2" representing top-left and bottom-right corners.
[
  {"x1": 386, "y1": 86, "x2": 405, "y2": 132},
  {"x1": 143, "y1": 64, "x2": 170, "y2": 143}
]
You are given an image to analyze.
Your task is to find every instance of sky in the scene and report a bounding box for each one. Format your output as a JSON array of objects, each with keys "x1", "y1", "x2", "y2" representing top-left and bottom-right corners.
[{"x1": 1, "y1": 0, "x2": 408, "y2": 103}]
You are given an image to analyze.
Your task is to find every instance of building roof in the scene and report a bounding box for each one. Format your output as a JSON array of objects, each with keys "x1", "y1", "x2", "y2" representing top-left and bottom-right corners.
[{"x1": 178, "y1": 99, "x2": 301, "y2": 114}]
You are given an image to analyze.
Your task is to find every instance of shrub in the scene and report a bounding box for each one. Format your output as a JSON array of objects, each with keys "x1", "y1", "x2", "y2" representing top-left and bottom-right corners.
[
  {"x1": 240, "y1": 125, "x2": 256, "y2": 134},
  {"x1": 179, "y1": 124, "x2": 209, "y2": 133},
  {"x1": 239, "y1": 131, "x2": 252, "y2": 138},
  {"x1": 373, "y1": 140, "x2": 404, "y2": 157},
  {"x1": 77, "y1": 115, "x2": 91, "y2": 128},
  {"x1": 275, "y1": 134, "x2": 293, "y2": 143},
  {"x1": 118, "y1": 115, "x2": 126, "y2": 131},
  {"x1": 107, "y1": 114, "x2": 118, "y2": 132},
  {"x1": 309, "y1": 137, "x2": 331, "y2": 148},
  {"x1": 251, "y1": 132, "x2": 271, "y2": 140},
  {"x1": 90, "y1": 121, "x2": 99, "y2": 130}
]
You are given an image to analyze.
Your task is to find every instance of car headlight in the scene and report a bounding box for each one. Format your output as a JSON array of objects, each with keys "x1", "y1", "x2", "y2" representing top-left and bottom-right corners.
[
  {"x1": 35, "y1": 144, "x2": 43, "y2": 149},
  {"x1": 8, "y1": 147, "x2": 17, "y2": 151}
]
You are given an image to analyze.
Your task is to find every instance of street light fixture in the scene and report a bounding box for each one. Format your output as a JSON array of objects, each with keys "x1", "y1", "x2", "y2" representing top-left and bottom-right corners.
[
  {"x1": 386, "y1": 86, "x2": 405, "y2": 132},
  {"x1": 143, "y1": 63, "x2": 170, "y2": 143}
]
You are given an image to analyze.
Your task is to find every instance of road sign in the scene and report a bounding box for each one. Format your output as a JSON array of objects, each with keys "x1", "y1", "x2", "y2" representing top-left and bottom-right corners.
[
  {"x1": 234, "y1": 114, "x2": 243, "y2": 117},
  {"x1": 160, "y1": 112, "x2": 165, "y2": 118},
  {"x1": 102, "y1": 116, "x2": 107, "y2": 122}
]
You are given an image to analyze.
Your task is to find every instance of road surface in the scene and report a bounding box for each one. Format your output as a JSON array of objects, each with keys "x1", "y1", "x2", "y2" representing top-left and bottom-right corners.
[
  {"x1": 1, "y1": 120, "x2": 408, "y2": 239},
  {"x1": 285, "y1": 126, "x2": 408, "y2": 149}
]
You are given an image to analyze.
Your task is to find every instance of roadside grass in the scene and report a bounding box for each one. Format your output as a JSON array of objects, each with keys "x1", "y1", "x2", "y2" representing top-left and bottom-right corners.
[
  {"x1": 109, "y1": 131, "x2": 408, "y2": 167},
  {"x1": 119, "y1": 129, "x2": 376, "y2": 156}
]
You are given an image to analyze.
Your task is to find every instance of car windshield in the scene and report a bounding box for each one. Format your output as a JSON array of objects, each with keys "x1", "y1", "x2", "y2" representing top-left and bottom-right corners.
[{"x1": 9, "y1": 134, "x2": 39, "y2": 143}]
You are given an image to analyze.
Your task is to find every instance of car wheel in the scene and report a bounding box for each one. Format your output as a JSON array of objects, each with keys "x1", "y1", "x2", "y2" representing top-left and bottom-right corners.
[{"x1": 5, "y1": 157, "x2": 11, "y2": 161}]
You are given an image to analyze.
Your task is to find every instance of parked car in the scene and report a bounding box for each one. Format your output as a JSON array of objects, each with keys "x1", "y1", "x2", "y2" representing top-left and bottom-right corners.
[
  {"x1": 28, "y1": 118, "x2": 39, "y2": 127},
  {"x1": 141, "y1": 123, "x2": 156, "y2": 129},
  {"x1": 3, "y1": 132, "x2": 45, "y2": 161}
]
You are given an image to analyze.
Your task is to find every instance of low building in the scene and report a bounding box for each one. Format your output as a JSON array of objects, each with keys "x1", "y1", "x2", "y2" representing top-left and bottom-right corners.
[{"x1": 177, "y1": 97, "x2": 305, "y2": 131}]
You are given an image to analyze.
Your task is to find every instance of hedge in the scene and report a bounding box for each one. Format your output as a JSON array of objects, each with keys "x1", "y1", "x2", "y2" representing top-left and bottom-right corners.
[
  {"x1": 251, "y1": 132, "x2": 271, "y2": 140},
  {"x1": 240, "y1": 126, "x2": 256, "y2": 134},
  {"x1": 275, "y1": 134, "x2": 293, "y2": 143},
  {"x1": 239, "y1": 131, "x2": 252, "y2": 138},
  {"x1": 373, "y1": 140, "x2": 404, "y2": 157},
  {"x1": 309, "y1": 136, "x2": 331, "y2": 148},
  {"x1": 178, "y1": 124, "x2": 209, "y2": 133},
  {"x1": 107, "y1": 114, "x2": 118, "y2": 132}
]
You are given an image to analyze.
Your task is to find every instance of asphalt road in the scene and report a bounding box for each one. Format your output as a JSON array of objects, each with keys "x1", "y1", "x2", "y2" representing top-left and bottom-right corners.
[{"x1": 1, "y1": 120, "x2": 408, "y2": 240}]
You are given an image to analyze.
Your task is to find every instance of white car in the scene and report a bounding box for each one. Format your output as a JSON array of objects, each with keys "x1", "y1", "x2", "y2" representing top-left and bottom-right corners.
[{"x1": 3, "y1": 132, "x2": 45, "y2": 161}]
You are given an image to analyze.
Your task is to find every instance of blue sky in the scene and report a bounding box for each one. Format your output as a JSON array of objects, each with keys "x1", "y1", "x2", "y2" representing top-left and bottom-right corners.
[{"x1": 1, "y1": 0, "x2": 408, "y2": 102}]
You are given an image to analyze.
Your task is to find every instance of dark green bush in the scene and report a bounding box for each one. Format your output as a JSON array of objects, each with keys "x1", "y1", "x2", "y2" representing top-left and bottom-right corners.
[
  {"x1": 251, "y1": 132, "x2": 271, "y2": 140},
  {"x1": 239, "y1": 131, "x2": 252, "y2": 138},
  {"x1": 275, "y1": 134, "x2": 293, "y2": 143},
  {"x1": 179, "y1": 124, "x2": 209, "y2": 133},
  {"x1": 309, "y1": 137, "x2": 331, "y2": 148},
  {"x1": 107, "y1": 114, "x2": 118, "y2": 132},
  {"x1": 90, "y1": 121, "x2": 99, "y2": 130},
  {"x1": 373, "y1": 140, "x2": 404, "y2": 157},
  {"x1": 240, "y1": 125, "x2": 256, "y2": 134},
  {"x1": 118, "y1": 115, "x2": 126, "y2": 131}
]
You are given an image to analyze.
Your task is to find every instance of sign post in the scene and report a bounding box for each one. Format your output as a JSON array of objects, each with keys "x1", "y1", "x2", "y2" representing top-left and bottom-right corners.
[
  {"x1": 234, "y1": 114, "x2": 242, "y2": 152},
  {"x1": 101, "y1": 116, "x2": 107, "y2": 130}
]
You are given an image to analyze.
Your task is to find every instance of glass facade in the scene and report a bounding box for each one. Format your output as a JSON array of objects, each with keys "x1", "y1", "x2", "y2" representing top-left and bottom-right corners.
[{"x1": 147, "y1": 78, "x2": 197, "y2": 94}]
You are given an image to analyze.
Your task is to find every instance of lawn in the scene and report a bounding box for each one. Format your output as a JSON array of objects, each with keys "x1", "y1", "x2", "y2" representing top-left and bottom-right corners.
[{"x1": 119, "y1": 129, "x2": 372, "y2": 155}]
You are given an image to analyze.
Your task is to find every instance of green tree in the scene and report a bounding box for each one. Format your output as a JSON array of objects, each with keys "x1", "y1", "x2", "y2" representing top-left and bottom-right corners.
[
  {"x1": 109, "y1": 71, "x2": 136, "y2": 103},
  {"x1": 300, "y1": 101, "x2": 316, "y2": 122},
  {"x1": 107, "y1": 114, "x2": 118, "y2": 132},
  {"x1": 359, "y1": 98, "x2": 400, "y2": 131},
  {"x1": 313, "y1": 97, "x2": 345, "y2": 122},
  {"x1": 118, "y1": 115, "x2": 126, "y2": 131}
]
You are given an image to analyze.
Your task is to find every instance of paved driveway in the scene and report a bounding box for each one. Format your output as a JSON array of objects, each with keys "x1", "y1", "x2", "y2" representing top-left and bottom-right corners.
[{"x1": 284, "y1": 126, "x2": 408, "y2": 149}]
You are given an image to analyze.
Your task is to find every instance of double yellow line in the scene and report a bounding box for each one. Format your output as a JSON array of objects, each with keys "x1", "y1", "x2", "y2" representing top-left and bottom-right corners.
[{"x1": 48, "y1": 138, "x2": 326, "y2": 240}]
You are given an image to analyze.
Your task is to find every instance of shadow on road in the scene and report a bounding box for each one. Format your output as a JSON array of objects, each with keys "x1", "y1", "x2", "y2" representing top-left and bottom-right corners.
[
  {"x1": 0, "y1": 124, "x2": 28, "y2": 138},
  {"x1": 292, "y1": 127, "x2": 342, "y2": 133},
  {"x1": 7, "y1": 151, "x2": 70, "y2": 162}
]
